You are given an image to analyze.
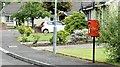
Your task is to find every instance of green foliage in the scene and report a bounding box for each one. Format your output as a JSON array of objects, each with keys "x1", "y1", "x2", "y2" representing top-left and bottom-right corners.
[
  {"x1": 17, "y1": 24, "x2": 26, "y2": 34},
  {"x1": 18, "y1": 34, "x2": 30, "y2": 42},
  {"x1": 32, "y1": 33, "x2": 40, "y2": 42},
  {"x1": 18, "y1": 34, "x2": 40, "y2": 42},
  {"x1": 0, "y1": 22, "x2": 5, "y2": 24},
  {"x1": 17, "y1": 24, "x2": 33, "y2": 36},
  {"x1": 22, "y1": 2, "x2": 51, "y2": 19},
  {"x1": 12, "y1": 2, "x2": 51, "y2": 27},
  {"x1": 43, "y1": 2, "x2": 72, "y2": 14},
  {"x1": 25, "y1": 27, "x2": 33, "y2": 36},
  {"x1": 63, "y1": 12, "x2": 87, "y2": 34},
  {"x1": 50, "y1": 30, "x2": 69, "y2": 45},
  {"x1": 97, "y1": 6, "x2": 119, "y2": 63}
]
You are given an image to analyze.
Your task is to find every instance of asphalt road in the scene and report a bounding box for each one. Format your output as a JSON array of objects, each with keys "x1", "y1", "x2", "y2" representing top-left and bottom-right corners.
[
  {"x1": 0, "y1": 51, "x2": 30, "y2": 65},
  {"x1": 0, "y1": 51, "x2": 41, "y2": 67}
]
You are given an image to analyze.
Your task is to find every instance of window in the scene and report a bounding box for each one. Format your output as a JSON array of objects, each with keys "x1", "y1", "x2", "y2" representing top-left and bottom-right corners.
[{"x1": 5, "y1": 16, "x2": 13, "y2": 22}]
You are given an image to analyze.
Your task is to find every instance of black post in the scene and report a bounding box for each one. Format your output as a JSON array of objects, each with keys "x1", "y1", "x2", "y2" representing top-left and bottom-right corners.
[{"x1": 93, "y1": 36, "x2": 95, "y2": 63}]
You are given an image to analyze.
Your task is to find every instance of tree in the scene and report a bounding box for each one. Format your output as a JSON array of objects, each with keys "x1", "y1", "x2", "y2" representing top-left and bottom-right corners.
[
  {"x1": 12, "y1": 10, "x2": 26, "y2": 26},
  {"x1": 63, "y1": 11, "x2": 87, "y2": 34},
  {"x1": 13, "y1": 2, "x2": 51, "y2": 28},
  {"x1": 43, "y1": 2, "x2": 72, "y2": 14}
]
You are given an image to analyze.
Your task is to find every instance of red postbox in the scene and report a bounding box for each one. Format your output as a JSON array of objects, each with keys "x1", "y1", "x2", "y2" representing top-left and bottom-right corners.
[{"x1": 88, "y1": 20, "x2": 100, "y2": 37}]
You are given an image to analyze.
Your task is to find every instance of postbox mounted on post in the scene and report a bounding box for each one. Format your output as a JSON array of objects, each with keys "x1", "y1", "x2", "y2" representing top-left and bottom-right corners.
[
  {"x1": 88, "y1": 20, "x2": 100, "y2": 37},
  {"x1": 88, "y1": 19, "x2": 100, "y2": 63}
]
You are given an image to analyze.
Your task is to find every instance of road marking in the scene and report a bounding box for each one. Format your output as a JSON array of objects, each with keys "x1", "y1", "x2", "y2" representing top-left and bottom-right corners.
[
  {"x1": 0, "y1": 47, "x2": 9, "y2": 53},
  {"x1": 8, "y1": 46, "x2": 18, "y2": 48},
  {"x1": 0, "y1": 47, "x2": 52, "y2": 66}
]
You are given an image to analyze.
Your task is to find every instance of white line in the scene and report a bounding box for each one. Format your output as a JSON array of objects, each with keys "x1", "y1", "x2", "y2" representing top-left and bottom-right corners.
[
  {"x1": 0, "y1": 47, "x2": 52, "y2": 65},
  {"x1": 10, "y1": 52, "x2": 52, "y2": 65},
  {"x1": 0, "y1": 47, "x2": 9, "y2": 53}
]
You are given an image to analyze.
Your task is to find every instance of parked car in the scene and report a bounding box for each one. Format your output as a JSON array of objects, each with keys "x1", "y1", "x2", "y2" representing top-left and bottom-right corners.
[{"x1": 41, "y1": 21, "x2": 65, "y2": 33}]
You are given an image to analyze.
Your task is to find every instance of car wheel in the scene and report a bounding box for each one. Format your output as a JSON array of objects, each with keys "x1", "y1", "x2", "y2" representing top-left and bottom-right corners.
[{"x1": 43, "y1": 29, "x2": 49, "y2": 33}]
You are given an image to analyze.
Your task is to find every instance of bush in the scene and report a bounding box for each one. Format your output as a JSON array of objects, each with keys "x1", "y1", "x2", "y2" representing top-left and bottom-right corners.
[
  {"x1": 17, "y1": 25, "x2": 33, "y2": 42},
  {"x1": 17, "y1": 24, "x2": 26, "y2": 34},
  {"x1": 50, "y1": 30, "x2": 69, "y2": 45},
  {"x1": 17, "y1": 25, "x2": 33, "y2": 36},
  {"x1": 18, "y1": 34, "x2": 30, "y2": 42},
  {"x1": 97, "y1": 6, "x2": 120, "y2": 63},
  {"x1": 18, "y1": 34, "x2": 40, "y2": 42},
  {"x1": 63, "y1": 11, "x2": 87, "y2": 34},
  {"x1": 25, "y1": 27, "x2": 33, "y2": 36},
  {"x1": 0, "y1": 22, "x2": 5, "y2": 24}
]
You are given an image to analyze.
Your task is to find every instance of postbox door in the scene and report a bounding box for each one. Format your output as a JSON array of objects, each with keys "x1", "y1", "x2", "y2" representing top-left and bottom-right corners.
[{"x1": 88, "y1": 20, "x2": 100, "y2": 37}]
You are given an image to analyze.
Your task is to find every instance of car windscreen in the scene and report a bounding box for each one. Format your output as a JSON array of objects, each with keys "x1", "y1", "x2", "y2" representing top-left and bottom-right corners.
[{"x1": 47, "y1": 22, "x2": 54, "y2": 25}]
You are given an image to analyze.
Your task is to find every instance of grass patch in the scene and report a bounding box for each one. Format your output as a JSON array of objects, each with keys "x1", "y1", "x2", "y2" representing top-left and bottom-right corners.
[
  {"x1": 25, "y1": 33, "x2": 53, "y2": 42},
  {"x1": 38, "y1": 33, "x2": 53, "y2": 41},
  {"x1": 7, "y1": 26, "x2": 16, "y2": 29},
  {"x1": 56, "y1": 47, "x2": 120, "y2": 66},
  {"x1": 57, "y1": 48, "x2": 106, "y2": 62}
]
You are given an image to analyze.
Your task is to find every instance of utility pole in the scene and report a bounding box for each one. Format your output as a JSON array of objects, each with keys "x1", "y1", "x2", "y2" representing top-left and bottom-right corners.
[{"x1": 53, "y1": 0, "x2": 57, "y2": 55}]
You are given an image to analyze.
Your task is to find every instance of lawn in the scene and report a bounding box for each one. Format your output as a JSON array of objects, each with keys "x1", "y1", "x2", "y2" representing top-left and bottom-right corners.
[
  {"x1": 56, "y1": 47, "x2": 120, "y2": 66},
  {"x1": 7, "y1": 26, "x2": 16, "y2": 29},
  {"x1": 56, "y1": 48, "x2": 107, "y2": 62},
  {"x1": 38, "y1": 33, "x2": 53, "y2": 41},
  {"x1": 28, "y1": 33, "x2": 53, "y2": 41}
]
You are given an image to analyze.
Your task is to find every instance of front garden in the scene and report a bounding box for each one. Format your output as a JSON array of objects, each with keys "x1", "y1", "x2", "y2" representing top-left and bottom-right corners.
[{"x1": 15, "y1": 4, "x2": 119, "y2": 66}]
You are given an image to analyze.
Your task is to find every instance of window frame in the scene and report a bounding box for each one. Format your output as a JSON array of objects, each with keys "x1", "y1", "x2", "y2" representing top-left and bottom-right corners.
[{"x1": 5, "y1": 16, "x2": 13, "y2": 22}]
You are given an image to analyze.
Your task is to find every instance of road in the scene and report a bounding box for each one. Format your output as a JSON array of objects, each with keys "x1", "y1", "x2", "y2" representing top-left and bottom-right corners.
[
  {"x1": 0, "y1": 51, "x2": 41, "y2": 67},
  {"x1": 0, "y1": 51, "x2": 30, "y2": 65}
]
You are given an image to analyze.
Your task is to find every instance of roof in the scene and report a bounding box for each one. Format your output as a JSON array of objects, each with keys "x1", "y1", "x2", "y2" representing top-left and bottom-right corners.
[
  {"x1": 80, "y1": 2, "x2": 106, "y2": 11},
  {"x1": 80, "y1": 0, "x2": 118, "y2": 11},
  {"x1": 66, "y1": 2, "x2": 96, "y2": 15},
  {"x1": 0, "y1": 3, "x2": 24, "y2": 16}
]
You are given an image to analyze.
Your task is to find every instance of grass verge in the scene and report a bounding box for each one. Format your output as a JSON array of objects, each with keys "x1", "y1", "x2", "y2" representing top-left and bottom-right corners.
[{"x1": 47, "y1": 47, "x2": 119, "y2": 66}]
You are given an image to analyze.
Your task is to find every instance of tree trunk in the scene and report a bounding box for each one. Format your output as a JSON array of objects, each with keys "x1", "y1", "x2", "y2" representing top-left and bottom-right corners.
[
  {"x1": 22, "y1": 18, "x2": 24, "y2": 24},
  {"x1": 31, "y1": 17, "x2": 34, "y2": 28}
]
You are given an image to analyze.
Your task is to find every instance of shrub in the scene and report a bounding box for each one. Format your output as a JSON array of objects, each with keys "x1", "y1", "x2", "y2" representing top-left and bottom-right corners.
[
  {"x1": 50, "y1": 30, "x2": 69, "y2": 45},
  {"x1": 25, "y1": 27, "x2": 33, "y2": 36},
  {"x1": 18, "y1": 34, "x2": 30, "y2": 42},
  {"x1": 63, "y1": 11, "x2": 87, "y2": 34},
  {"x1": 97, "y1": 6, "x2": 119, "y2": 63},
  {"x1": 17, "y1": 24, "x2": 33, "y2": 36},
  {"x1": 0, "y1": 22, "x2": 5, "y2": 24},
  {"x1": 18, "y1": 34, "x2": 40, "y2": 42},
  {"x1": 17, "y1": 24, "x2": 26, "y2": 34}
]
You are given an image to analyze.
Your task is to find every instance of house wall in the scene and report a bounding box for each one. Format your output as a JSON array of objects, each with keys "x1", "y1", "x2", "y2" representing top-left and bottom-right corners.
[
  {"x1": 0, "y1": 16, "x2": 50, "y2": 26},
  {"x1": 91, "y1": 9, "x2": 96, "y2": 19},
  {"x1": 109, "y1": 0, "x2": 118, "y2": 11},
  {"x1": 85, "y1": 0, "x2": 118, "y2": 21},
  {"x1": 0, "y1": 16, "x2": 16, "y2": 26}
]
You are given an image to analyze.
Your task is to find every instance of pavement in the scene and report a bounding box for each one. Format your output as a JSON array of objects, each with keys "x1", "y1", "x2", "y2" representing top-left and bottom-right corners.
[{"x1": 0, "y1": 29, "x2": 115, "y2": 67}]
